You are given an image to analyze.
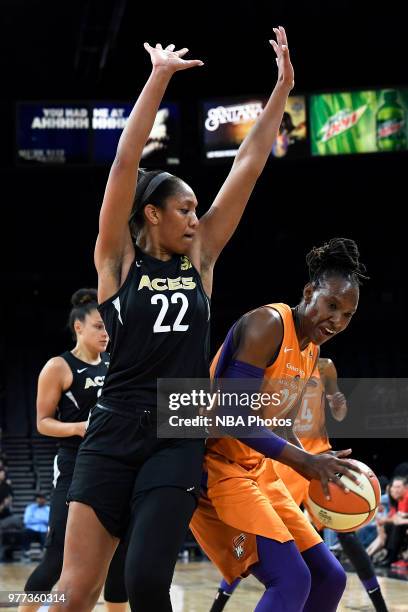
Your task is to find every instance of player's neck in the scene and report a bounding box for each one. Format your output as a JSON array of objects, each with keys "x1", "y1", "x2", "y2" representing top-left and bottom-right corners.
[
  {"x1": 136, "y1": 232, "x2": 174, "y2": 261},
  {"x1": 291, "y1": 306, "x2": 311, "y2": 350},
  {"x1": 71, "y1": 344, "x2": 101, "y2": 365}
]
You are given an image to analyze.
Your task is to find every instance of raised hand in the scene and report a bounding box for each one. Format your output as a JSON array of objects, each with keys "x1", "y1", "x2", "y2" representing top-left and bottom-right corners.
[
  {"x1": 269, "y1": 26, "x2": 294, "y2": 90},
  {"x1": 144, "y1": 42, "x2": 204, "y2": 74}
]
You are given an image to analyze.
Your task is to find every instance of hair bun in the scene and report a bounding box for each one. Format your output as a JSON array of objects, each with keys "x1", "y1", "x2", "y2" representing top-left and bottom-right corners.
[
  {"x1": 70, "y1": 288, "x2": 98, "y2": 308},
  {"x1": 306, "y1": 237, "x2": 368, "y2": 284}
]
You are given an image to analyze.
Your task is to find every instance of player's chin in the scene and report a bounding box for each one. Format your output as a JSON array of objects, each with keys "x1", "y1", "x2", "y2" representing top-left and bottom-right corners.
[
  {"x1": 313, "y1": 327, "x2": 332, "y2": 346},
  {"x1": 176, "y1": 235, "x2": 194, "y2": 249}
]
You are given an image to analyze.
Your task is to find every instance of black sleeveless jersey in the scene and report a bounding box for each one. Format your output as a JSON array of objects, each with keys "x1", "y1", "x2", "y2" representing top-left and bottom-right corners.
[
  {"x1": 98, "y1": 248, "x2": 211, "y2": 411},
  {"x1": 57, "y1": 351, "x2": 110, "y2": 450}
]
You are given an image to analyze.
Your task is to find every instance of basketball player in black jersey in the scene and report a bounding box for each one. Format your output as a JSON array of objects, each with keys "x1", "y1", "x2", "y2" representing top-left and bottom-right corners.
[
  {"x1": 53, "y1": 28, "x2": 295, "y2": 612},
  {"x1": 19, "y1": 290, "x2": 128, "y2": 612}
]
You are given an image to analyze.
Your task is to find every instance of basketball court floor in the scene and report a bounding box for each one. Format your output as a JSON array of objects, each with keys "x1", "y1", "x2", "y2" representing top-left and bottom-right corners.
[{"x1": 1, "y1": 558, "x2": 407, "y2": 611}]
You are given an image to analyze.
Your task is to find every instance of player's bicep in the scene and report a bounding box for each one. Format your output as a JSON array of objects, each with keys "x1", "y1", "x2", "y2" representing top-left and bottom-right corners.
[
  {"x1": 235, "y1": 308, "x2": 283, "y2": 368},
  {"x1": 36, "y1": 360, "x2": 68, "y2": 421},
  {"x1": 97, "y1": 159, "x2": 139, "y2": 262},
  {"x1": 95, "y1": 228, "x2": 135, "y2": 303}
]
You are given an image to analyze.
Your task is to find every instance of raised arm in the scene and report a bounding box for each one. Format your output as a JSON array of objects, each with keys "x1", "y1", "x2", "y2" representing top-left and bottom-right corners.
[
  {"x1": 95, "y1": 43, "x2": 203, "y2": 302},
  {"x1": 197, "y1": 26, "x2": 294, "y2": 268}
]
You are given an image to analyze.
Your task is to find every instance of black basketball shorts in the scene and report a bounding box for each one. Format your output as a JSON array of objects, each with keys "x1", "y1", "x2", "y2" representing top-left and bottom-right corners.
[{"x1": 67, "y1": 403, "x2": 205, "y2": 537}]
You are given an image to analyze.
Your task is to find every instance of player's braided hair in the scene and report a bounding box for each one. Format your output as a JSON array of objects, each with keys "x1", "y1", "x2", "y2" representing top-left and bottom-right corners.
[
  {"x1": 68, "y1": 288, "x2": 98, "y2": 338},
  {"x1": 306, "y1": 238, "x2": 368, "y2": 286}
]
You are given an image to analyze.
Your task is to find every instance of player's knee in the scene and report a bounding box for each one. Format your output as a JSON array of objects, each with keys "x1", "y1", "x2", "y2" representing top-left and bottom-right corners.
[
  {"x1": 57, "y1": 574, "x2": 101, "y2": 611},
  {"x1": 25, "y1": 569, "x2": 52, "y2": 594},
  {"x1": 326, "y1": 554, "x2": 347, "y2": 597},
  {"x1": 125, "y1": 565, "x2": 169, "y2": 603},
  {"x1": 25, "y1": 551, "x2": 63, "y2": 592},
  {"x1": 262, "y1": 555, "x2": 311, "y2": 608},
  {"x1": 290, "y1": 559, "x2": 312, "y2": 606}
]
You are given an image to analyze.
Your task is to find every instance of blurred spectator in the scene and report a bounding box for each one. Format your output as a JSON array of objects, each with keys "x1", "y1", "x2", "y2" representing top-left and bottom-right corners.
[
  {"x1": 0, "y1": 468, "x2": 12, "y2": 498},
  {"x1": 21, "y1": 493, "x2": 50, "y2": 561},
  {"x1": 367, "y1": 478, "x2": 400, "y2": 559},
  {"x1": 370, "y1": 476, "x2": 408, "y2": 568},
  {"x1": 0, "y1": 468, "x2": 21, "y2": 561}
]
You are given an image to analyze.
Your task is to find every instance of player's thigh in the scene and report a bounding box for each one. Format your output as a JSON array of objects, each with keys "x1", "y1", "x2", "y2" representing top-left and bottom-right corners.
[{"x1": 61, "y1": 501, "x2": 118, "y2": 590}]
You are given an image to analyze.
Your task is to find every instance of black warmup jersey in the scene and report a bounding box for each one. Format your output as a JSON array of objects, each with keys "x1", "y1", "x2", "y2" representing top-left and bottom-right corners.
[
  {"x1": 98, "y1": 247, "x2": 210, "y2": 411},
  {"x1": 57, "y1": 351, "x2": 109, "y2": 449}
]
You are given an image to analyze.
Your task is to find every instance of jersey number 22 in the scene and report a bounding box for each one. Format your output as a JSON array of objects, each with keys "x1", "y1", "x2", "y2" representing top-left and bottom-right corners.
[{"x1": 151, "y1": 292, "x2": 189, "y2": 333}]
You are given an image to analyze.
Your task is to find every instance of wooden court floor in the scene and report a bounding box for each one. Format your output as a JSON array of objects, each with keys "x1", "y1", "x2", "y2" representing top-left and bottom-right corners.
[{"x1": 1, "y1": 559, "x2": 407, "y2": 610}]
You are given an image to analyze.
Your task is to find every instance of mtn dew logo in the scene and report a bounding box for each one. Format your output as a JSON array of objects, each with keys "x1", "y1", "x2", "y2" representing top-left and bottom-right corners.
[
  {"x1": 311, "y1": 89, "x2": 408, "y2": 156},
  {"x1": 319, "y1": 105, "x2": 368, "y2": 142}
]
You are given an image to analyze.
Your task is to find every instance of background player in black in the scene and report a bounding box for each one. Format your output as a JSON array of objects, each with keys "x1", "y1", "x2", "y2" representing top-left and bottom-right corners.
[
  {"x1": 19, "y1": 289, "x2": 128, "y2": 612},
  {"x1": 54, "y1": 27, "x2": 295, "y2": 612}
]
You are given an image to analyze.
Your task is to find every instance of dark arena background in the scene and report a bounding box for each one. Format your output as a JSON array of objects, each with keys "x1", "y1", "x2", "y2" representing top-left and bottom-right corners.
[{"x1": 1, "y1": 1, "x2": 407, "y2": 610}]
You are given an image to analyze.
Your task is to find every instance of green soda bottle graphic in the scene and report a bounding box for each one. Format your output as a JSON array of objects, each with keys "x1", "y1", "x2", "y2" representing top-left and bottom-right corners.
[{"x1": 376, "y1": 90, "x2": 406, "y2": 151}]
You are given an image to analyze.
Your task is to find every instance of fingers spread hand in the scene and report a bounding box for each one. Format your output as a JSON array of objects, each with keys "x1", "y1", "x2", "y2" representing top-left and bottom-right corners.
[
  {"x1": 321, "y1": 477, "x2": 330, "y2": 500},
  {"x1": 176, "y1": 47, "x2": 189, "y2": 57},
  {"x1": 269, "y1": 39, "x2": 279, "y2": 55},
  {"x1": 279, "y1": 25, "x2": 288, "y2": 46}
]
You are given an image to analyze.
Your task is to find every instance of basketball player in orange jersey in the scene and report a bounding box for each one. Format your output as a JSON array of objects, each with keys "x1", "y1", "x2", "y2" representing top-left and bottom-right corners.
[
  {"x1": 208, "y1": 357, "x2": 389, "y2": 612},
  {"x1": 191, "y1": 237, "x2": 367, "y2": 612}
]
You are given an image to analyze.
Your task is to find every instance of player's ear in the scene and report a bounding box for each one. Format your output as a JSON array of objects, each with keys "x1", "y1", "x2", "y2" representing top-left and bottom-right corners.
[
  {"x1": 144, "y1": 204, "x2": 160, "y2": 225},
  {"x1": 303, "y1": 282, "x2": 314, "y2": 304},
  {"x1": 74, "y1": 320, "x2": 83, "y2": 336}
]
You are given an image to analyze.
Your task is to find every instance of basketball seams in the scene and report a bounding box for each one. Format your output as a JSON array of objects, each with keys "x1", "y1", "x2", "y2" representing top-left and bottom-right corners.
[
  {"x1": 307, "y1": 460, "x2": 381, "y2": 531},
  {"x1": 338, "y1": 475, "x2": 376, "y2": 510}
]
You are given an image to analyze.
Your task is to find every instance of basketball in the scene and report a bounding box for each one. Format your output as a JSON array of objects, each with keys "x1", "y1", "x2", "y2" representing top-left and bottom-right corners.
[{"x1": 307, "y1": 459, "x2": 381, "y2": 532}]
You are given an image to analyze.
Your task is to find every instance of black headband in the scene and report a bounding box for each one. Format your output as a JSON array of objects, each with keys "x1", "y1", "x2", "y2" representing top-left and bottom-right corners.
[{"x1": 140, "y1": 171, "x2": 174, "y2": 208}]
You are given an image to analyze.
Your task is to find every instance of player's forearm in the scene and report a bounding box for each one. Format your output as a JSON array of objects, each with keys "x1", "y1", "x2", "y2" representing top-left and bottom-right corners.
[
  {"x1": 115, "y1": 67, "x2": 172, "y2": 166},
  {"x1": 37, "y1": 417, "x2": 79, "y2": 438},
  {"x1": 234, "y1": 81, "x2": 291, "y2": 172},
  {"x1": 277, "y1": 442, "x2": 313, "y2": 476}
]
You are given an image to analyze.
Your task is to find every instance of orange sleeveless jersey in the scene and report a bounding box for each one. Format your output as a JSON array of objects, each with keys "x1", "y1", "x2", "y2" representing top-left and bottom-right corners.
[
  {"x1": 190, "y1": 304, "x2": 322, "y2": 583},
  {"x1": 274, "y1": 365, "x2": 331, "y2": 515},
  {"x1": 206, "y1": 303, "x2": 319, "y2": 477},
  {"x1": 295, "y1": 365, "x2": 331, "y2": 455}
]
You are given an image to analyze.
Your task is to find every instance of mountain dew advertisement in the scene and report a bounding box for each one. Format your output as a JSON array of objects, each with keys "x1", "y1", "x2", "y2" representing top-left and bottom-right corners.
[{"x1": 310, "y1": 89, "x2": 408, "y2": 156}]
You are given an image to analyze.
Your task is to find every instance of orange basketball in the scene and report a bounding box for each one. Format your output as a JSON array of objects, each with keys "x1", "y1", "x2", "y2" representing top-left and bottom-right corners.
[{"x1": 307, "y1": 459, "x2": 381, "y2": 532}]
